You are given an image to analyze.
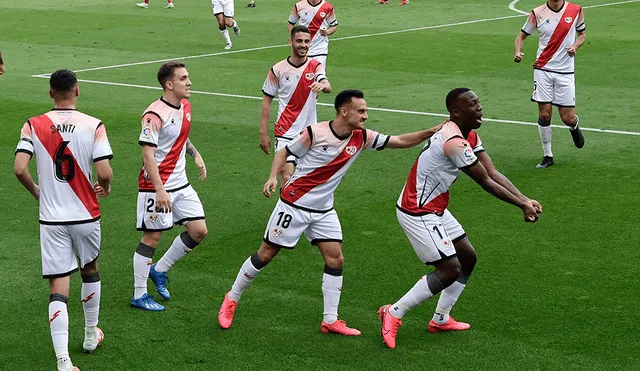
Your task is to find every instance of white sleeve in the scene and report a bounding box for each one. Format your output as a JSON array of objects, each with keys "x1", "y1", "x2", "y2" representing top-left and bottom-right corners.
[
  {"x1": 139, "y1": 112, "x2": 162, "y2": 147},
  {"x1": 364, "y1": 129, "x2": 390, "y2": 151},
  {"x1": 286, "y1": 126, "x2": 312, "y2": 158},
  {"x1": 288, "y1": 5, "x2": 299, "y2": 25},
  {"x1": 314, "y1": 63, "x2": 327, "y2": 82},
  {"x1": 93, "y1": 123, "x2": 114, "y2": 162},
  {"x1": 15, "y1": 122, "x2": 34, "y2": 156},
  {"x1": 521, "y1": 11, "x2": 536, "y2": 35},
  {"x1": 443, "y1": 137, "x2": 478, "y2": 169},
  {"x1": 262, "y1": 68, "x2": 279, "y2": 97}
]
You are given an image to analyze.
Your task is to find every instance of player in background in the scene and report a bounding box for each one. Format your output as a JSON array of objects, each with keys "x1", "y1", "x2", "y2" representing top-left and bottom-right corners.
[
  {"x1": 378, "y1": 0, "x2": 410, "y2": 5},
  {"x1": 137, "y1": 0, "x2": 174, "y2": 9},
  {"x1": 378, "y1": 88, "x2": 541, "y2": 349},
  {"x1": 247, "y1": 0, "x2": 255, "y2": 7},
  {"x1": 212, "y1": 0, "x2": 241, "y2": 50},
  {"x1": 14, "y1": 69, "x2": 113, "y2": 371},
  {"x1": 218, "y1": 90, "x2": 443, "y2": 336},
  {"x1": 514, "y1": 0, "x2": 586, "y2": 168},
  {"x1": 0, "y1": 50, "x2": 5, "y2": 75},
  {"x1": 131, "y1": 62, "x2": 208, "y2": 311},
  {"x1": 288, "y1": 0, "x2": 338, "y2": 68},
  {"x1": 260, "y1": 25, "x2": 331, "y2": 183}
]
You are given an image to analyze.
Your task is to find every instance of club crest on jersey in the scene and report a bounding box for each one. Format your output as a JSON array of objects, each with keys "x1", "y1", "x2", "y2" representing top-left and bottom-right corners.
[
  {"x1": 345, "y1": 146, "x2": 357, "y2": 156},
  {"x1": 185, "y1": 113, "x2": 191, "y2": 122},
  {"x1": 273, "y1": 227, "x2": 283, "y2": 237},
  {"x1": 564, "y1": 17, "x2": 573, "y2": 23},
  {"x1": 305, "y1": 73, "x2": 315, "y2": 81},
  {"x1": 320, "y1": 11, "x2": 326, "y2": 17}
]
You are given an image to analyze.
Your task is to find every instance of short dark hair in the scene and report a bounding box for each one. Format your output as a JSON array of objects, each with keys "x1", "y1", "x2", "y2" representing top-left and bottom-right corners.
[
  {"x1": 334, "y1": 90, "x2": 364, "y2": 112},
  {"x1": 290, "y1": 25, "x2": 310, "y2": 38},
  {"x1": 49, "y1": 69, "x2": 77, "y2": 93},
  {"x1": 445, "y1": 87, "x2": 471, "y2": 113},
  {"x1": 157, "y1": 61, "x2": 186, "y2": 88}
]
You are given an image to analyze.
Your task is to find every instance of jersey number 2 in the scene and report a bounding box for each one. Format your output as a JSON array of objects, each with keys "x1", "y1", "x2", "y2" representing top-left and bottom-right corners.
[{"x1": 54, "y1": 141, "x2": 76, "y2": 182}]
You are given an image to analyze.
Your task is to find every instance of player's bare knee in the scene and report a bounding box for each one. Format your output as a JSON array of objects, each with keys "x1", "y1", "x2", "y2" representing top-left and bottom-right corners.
[
  {"x1": 80, "y1": 258, "x2": 98, "y2": 276},
  {"x1": 188, "y1": 225, "x2": 208, "y2": 243},
  {"x1": 324, "y1": 253, "x2": 344, "y2": 269},
  {"x1": 257, "y1": 241, "x2": 280, "y2": 263},
  {"x1": 560, "y1": 112, "x2": 576, "y2": 125},
  {"x1": 435, "y1": 259, "x2": 461, "y2": 286},
  {"x1": 142, "y1": 231, "x2": 162, "y2": 247}
]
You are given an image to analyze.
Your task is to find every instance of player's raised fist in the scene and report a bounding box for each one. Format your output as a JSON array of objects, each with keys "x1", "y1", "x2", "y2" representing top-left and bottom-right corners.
[
  {"x1": 522, "y1": 201, "x2": 539, "y2": 223},
  {"x1": 514, "y1": 52, "x2": 524, "y2": 63}
]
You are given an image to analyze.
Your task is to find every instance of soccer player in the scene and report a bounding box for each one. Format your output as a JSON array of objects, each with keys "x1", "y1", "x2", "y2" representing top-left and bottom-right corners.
[
  {"x1": 14, "y1": 69, "x2": 113, "y2": 371},
  {"x1": 260, "y1": 25, "x2": 332, "y2": 183},
  {"x1": 212, "y1": 0, "x2": 241, "y2": 49},
  {"x1": 288, "y1": 0, "x2": 338, "y2": 68},
  {"x1": 136, "y1": 0, "x2": 174, "y2": 9},
  {"x1": 514, "y1": 0, "x2": 586, "y2": 168},
  {"x1": 378, "y1": 0, "x2": 410, "y2": 4},
  {"x1": 0, "y1": 50, "x2": 5, "y2": 75},
  {"x1": 131, "y1": 62, "x2": 208, "y2": 311},
  {"x1": 218, "y1": 89, "x2": 443, "y2": 335},
  {"x1": 378, "y1": 88, "x2": 542, "y2": 349},
  {"x1": 247, "y1": 0, "x2": 255, "y2": 7}
]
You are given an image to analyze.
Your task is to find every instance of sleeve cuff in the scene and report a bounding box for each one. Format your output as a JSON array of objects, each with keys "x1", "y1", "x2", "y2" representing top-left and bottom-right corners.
[
  {"x1": 93, "y1": 154, "x2": 114, "y2": 163},
  {"x1": 139, "y1": 141, "x2": 157, "y2": 147},
  {"x1": 15, "y1": 149, "x2": 33, "y2": 157}
]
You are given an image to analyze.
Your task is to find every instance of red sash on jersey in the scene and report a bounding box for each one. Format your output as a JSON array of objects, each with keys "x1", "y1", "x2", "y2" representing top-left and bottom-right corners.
[
  {"x1": 533, "y1": 3, "x2": 581, "y2": 69},
  {"x1": 138, "y1": 100, "x2": 192, "y2": 190},
  {"x1": 30, "y1": 114, "x2": 100, "y2": 219},
  {"x1": 281, "y1": 129, "x2": 364, "y2": 204},
  {"x1": 307, "y1": 2, "x2": 333, "y2": 40},
  {"x1": 275, "y1": 59, "x2": 320, "y2": 137},
  {"x1": 399, "y1": 159, "x2": 450, "y2": 216}
]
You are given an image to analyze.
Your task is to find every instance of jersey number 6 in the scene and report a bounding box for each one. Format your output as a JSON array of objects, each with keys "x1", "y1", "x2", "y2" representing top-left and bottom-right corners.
[{"x1": 54, "y1": 141, "x2": 76, "y2": 182}]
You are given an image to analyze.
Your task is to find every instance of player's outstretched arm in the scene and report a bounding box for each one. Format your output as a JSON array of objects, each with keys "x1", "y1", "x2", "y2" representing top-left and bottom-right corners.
[
  {"x1": 463, "y1": 161, "x2": 539, "y2": 222},
  {"x1": 94, "y1": 159, "x2": 113, "y2": 198},
  {"x1": 477, "y1": 151, "x2": 541, "y2": 213},
  {"x1": 264, "y1": 149, "x2": 288, "y2": 197},
  {"x1": 186, "y1": 138, "x2": 207, "y2": 180},
  {"x1": 386, "y1": 122, "x2": 443, "y2": 149},
  {"x1": 260, "y1": 95, "x2": 274, "y2": 155},
  {"x1": 14, "y1": 152, "x2": 39, "y2": 201}
]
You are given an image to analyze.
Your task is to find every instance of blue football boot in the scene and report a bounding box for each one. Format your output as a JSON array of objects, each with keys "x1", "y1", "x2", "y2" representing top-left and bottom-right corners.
[
  {"x1": 131, "y1": 293, "x2": 165, "y2": 311},
  {"x1": 149, "y1": 264, "x2": 171, "y2": 300}
]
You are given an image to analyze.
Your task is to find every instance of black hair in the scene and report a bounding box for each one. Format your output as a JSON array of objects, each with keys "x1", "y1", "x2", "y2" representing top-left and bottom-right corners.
[
  {"x1": 157, "y1": 61, "x2": 186, "y2": 89},
  {"x1": 49, "y1": 69, "x2": 77, "y2": 93},
  {"x1": 290, "y1": 25, "x2": 310, "y2": 38},
  {"x1": 334, "y1": 89, "x2": 364, "y2": 112},
  {"x1": 445, "y1": 87, "x2": 471, "y2": 113}
]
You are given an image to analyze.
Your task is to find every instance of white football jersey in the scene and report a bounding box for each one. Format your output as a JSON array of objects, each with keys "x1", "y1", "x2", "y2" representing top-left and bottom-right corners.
[
  {"x1": 282, "y1": 121, "x2": 389, "y2": 212},
  {"x1": 15, "y1": 109, "x2": 113, "y2": 224},
  {"x1": 397, "y1": 121, "x2": 483, "y2": 216},
  {"x1": 262, "y1": 57, "x2": 327, "y2": 139},
  {"x1": 522, "y1": 1, "x2": 585, "y2": 73},
  {"x1": 288, "y1": 0, "x2": 338, "y2": 57},
  {"x1": 138, "y1": 98, "x2": 192, "y2": 192}
]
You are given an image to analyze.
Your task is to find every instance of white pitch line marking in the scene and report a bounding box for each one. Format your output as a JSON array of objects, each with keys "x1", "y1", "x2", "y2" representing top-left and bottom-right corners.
[{"x1": 30, "y1": 75, "x2": 640, "y2": 136}]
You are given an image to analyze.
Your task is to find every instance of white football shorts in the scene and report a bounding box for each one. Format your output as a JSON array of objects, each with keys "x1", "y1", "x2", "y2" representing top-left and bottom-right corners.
[
  {"x1": 310, "y1": 55, "x2": 327, "y2": 68},
  {"x1": 263, "y1": 199, "x2": 342, "y2": 249},
  {"x1": 40, "y1": 221, "x2": 101, "y2": 278},
  {"x1": 532, "y1": 69, "x2": 576, "y2": 108},
  {"x1": 397, "y1": 209, "x2": 457, "y2": 265},
  {"x1": 212, "y1": 0, "x2": 235, "y2": 17},
  {"x1": 136, "y1": 185, "x2": 205, "y2": 232},
  {"x1": 274, "y1": 137, "x2": 297, "y2": 164},
  {"x1": 441, "y1": 209, "x2": 466, "y2": 243}
]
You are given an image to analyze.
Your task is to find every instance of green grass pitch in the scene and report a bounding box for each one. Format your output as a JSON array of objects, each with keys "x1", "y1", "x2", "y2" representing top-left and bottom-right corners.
[{"x1": 1, "y1": 0, "x2": 639, "y2": 369}]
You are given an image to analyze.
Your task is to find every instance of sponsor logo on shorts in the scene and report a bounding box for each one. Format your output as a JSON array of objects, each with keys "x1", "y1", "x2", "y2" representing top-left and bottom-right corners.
[
  {"x1": 345, "y1": 146, "x2": 357, "y2": 156},
  {"x1": 273, "y1": 227, "x2": 283, "y2": 237},
  {"x1": 149, "y1": 214, "x2": 158, "y2": 223}
]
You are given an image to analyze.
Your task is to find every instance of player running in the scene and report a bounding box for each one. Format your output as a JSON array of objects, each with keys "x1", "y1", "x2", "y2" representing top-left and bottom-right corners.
[
  {"x1": 131, "y1": 62, "x2": 208, "y2": 311},
  {"x1": 218, "y1": 89, "x2": 442, "y2": 336},
  {"x1": 288, "y1": 0, "x2": 338, "y2": 68},
  {"x1": 14, "y1": 69, "x2": 113, "y2": 371},
  {"x1": 379, "y1": 88, "x2": 542, "y2": 349},
  {"x1": 212, "y1": 0, "x2": 241, "y2": 49},
  {"x1": 260, "y1": 25, "x2": 332, "y2": 183},
  {"x1": 514, "y1": 0, "x2": 586, "y2": 168}
]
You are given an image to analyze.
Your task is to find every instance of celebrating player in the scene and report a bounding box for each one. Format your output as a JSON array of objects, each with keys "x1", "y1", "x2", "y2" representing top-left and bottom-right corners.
[
  {"x1": 378, "y1": 88, "x2": 541, "y2": 349},
  {"x1": 136, "y1": 0, "x2": 174, "y2": 9},
  {"x1": 260, "y1": 25, "x2": 332, "y2": 183},
  {"x1": 131, "y1": 62, "x2": 208, "y2": 311},
  {"x1": 212, "y1": 0, "x2": 241, "y2": 49},
  {"x1": 514, "y1": 0, "x2": 586, "y2": 168},
  {"x1": 218, "y1": 90, "x2": 442, "y2": 336},
  {"x1": 14, "y1": 69, "x2": 113, "y2": 371},
  {"x1": 288, "y1": 0, "x2": 338, "y2": 68}
]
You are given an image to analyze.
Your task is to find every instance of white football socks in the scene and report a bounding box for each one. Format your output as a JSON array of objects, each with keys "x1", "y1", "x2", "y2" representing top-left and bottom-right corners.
[
  {"x1": 49, "y1": 296, "x2": 70, "y2": 368},
  {"x1": 220, "y1": 28, "x2": 231, "y2": 44},
  {"x1": 538, "y1": 125, "x2": 553, "y2": 157},
  {"x1": 81, "y1": 277, "x2": 101, "y2": 328},
  {"x1": 133, "y1": 243, "x2": 155, "y2": 299},
  {"x1": 155, "y1": 233, "x2": 197, "y2": 273},
  {"x1": 322, "y1": 267, "x2": 343, "y2": 324},
  {"x1": 433, "y1": 280, "x2": 466, "y2": 324},
  {"x1": 229, "y1": 255, "x2": 262, "y2": 301},
  {"x1": 390, "y1": 273, "x2": 444, "y2": 319}
]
